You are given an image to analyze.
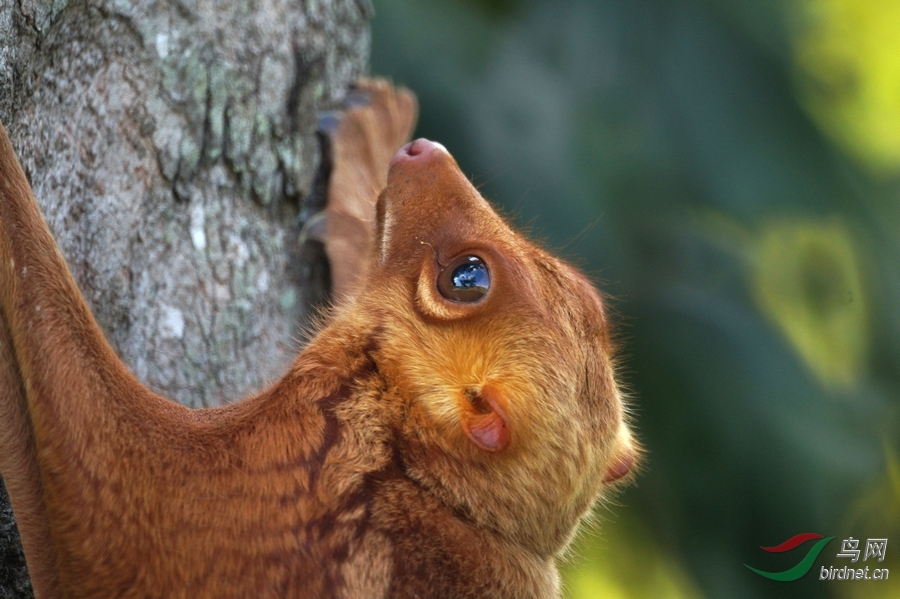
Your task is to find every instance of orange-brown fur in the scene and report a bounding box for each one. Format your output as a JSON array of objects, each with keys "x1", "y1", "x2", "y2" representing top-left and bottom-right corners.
[{"x1": 0, "y1": 80, "x2": 637, "y2": 598}]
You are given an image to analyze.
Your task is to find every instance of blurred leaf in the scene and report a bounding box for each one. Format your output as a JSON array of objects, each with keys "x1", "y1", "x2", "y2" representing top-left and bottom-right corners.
[
  {"x1": 835, "y1": 444, "x2": 900, "y2": 599},
  {"x1": 562, "y1": 510, "x2": 704, "y2": 599},
  {"x1": 751, "y1": 219, "x2": 868, "y2": 388},
  {"x1": 889, "y1": 444, "x2": 900, "y2": 503},
  {"x1": 792, "y1": 0, "x2": 900, "y2": 176}
]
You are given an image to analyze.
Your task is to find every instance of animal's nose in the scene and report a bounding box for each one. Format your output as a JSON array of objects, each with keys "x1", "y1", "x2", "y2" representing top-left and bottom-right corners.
[{"x1": 389, "y1": 138, "x2": 449, "y2": 168}]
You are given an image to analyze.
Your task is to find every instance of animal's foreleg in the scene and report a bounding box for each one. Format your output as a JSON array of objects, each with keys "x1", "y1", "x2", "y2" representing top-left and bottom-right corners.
[
  {"x1": 0, "y1": 306, "x2": 59, "y2": 597},
  {"x1": 0, "y1": 121, "x2": 173, "y2": 593}
]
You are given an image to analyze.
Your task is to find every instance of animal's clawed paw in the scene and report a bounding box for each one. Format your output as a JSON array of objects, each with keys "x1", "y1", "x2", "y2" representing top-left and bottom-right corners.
[{"x1": 321, "y1": 79, "x2": 418, "y2": 302}]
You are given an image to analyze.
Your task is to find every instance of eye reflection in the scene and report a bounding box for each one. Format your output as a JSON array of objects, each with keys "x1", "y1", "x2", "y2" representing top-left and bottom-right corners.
[{"x1": 437, "y1": 255, "x2": 490, "y2": 302}]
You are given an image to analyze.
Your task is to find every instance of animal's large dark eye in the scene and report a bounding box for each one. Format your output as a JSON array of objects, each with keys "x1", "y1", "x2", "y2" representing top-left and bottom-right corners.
[{"x1": 437, "y1": 255, "x2": 490, "y2": 302}]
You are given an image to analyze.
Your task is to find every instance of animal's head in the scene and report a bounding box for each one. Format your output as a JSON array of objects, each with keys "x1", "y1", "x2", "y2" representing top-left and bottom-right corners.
[{"x1": 351, "y1": 138, "x2": 637, "y2": 555}]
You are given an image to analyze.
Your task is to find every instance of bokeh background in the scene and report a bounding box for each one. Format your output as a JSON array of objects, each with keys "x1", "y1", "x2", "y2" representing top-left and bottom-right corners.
[{"x1": 370, "y1": 0, "x2": 900, "y2": 597}]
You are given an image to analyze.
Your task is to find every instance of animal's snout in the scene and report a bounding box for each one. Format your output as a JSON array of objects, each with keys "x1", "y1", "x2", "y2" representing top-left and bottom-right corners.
[{"x1": 389, "y1": 138, "x2": 448, "y2": 168}]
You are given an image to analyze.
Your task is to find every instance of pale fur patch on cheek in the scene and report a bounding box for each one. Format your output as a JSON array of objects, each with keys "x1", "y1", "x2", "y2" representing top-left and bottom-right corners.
[
  {"x1": 400, "y1": 329, "x2": 557, "y2": 453},
  {"x1": 379, "y1": 208, "x2": 393, "y2": 264}
]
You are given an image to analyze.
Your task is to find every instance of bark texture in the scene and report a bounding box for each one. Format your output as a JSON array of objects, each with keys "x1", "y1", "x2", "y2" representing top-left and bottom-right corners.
[{"x1": 0, "y1": 0, "x2": 370, "y2": 594}]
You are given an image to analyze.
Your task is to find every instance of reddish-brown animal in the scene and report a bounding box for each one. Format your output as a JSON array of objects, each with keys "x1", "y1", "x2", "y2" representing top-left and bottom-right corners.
[{"x1": 0, "y1": 80, "x2": 637, "y2": 598}]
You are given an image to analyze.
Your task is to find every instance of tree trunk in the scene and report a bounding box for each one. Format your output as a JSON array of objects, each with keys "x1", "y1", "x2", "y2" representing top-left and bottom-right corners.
[{"x1": 0, "y1": 0, "x2": 370, "y2": 594}]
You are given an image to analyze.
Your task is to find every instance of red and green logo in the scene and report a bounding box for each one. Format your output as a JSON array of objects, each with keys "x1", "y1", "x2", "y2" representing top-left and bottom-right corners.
[{"x1": 745, "y1": 533, "x2": 834, "y2": 581}]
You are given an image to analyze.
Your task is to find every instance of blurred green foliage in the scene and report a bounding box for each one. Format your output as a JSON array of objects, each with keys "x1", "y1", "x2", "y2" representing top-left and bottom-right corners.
[
  {"x1": 752, "y1": 219, "x2": 867, "y2": 388},
  {"x1": 792, "y1": 0, "x2": 900, "y2": 176},
  {"x1": 370, "y1": 0, "x2": 900, "y2": 597}
]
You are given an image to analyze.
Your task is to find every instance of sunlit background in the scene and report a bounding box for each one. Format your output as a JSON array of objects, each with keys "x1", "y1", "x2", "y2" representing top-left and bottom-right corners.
[{"x1": 370, "y1": 0, "x2": 900, "y2": 597}]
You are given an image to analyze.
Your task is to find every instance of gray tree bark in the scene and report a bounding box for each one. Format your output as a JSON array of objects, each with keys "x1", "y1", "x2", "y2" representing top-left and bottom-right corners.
[{"x1": 0, "y1": 0, "x2": 370, "y2": 595}]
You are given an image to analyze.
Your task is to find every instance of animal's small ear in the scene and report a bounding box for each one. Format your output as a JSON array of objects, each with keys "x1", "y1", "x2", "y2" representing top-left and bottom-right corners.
[
  {"x1": 602, "y1": 426, "x2": 638, "y2": 483},
  {"x1": 461, "y1": 384, "x2": 511, "y2": 452},
  {"x1": 602, "y1": 451, "x2": 635, "y2": 483}
]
